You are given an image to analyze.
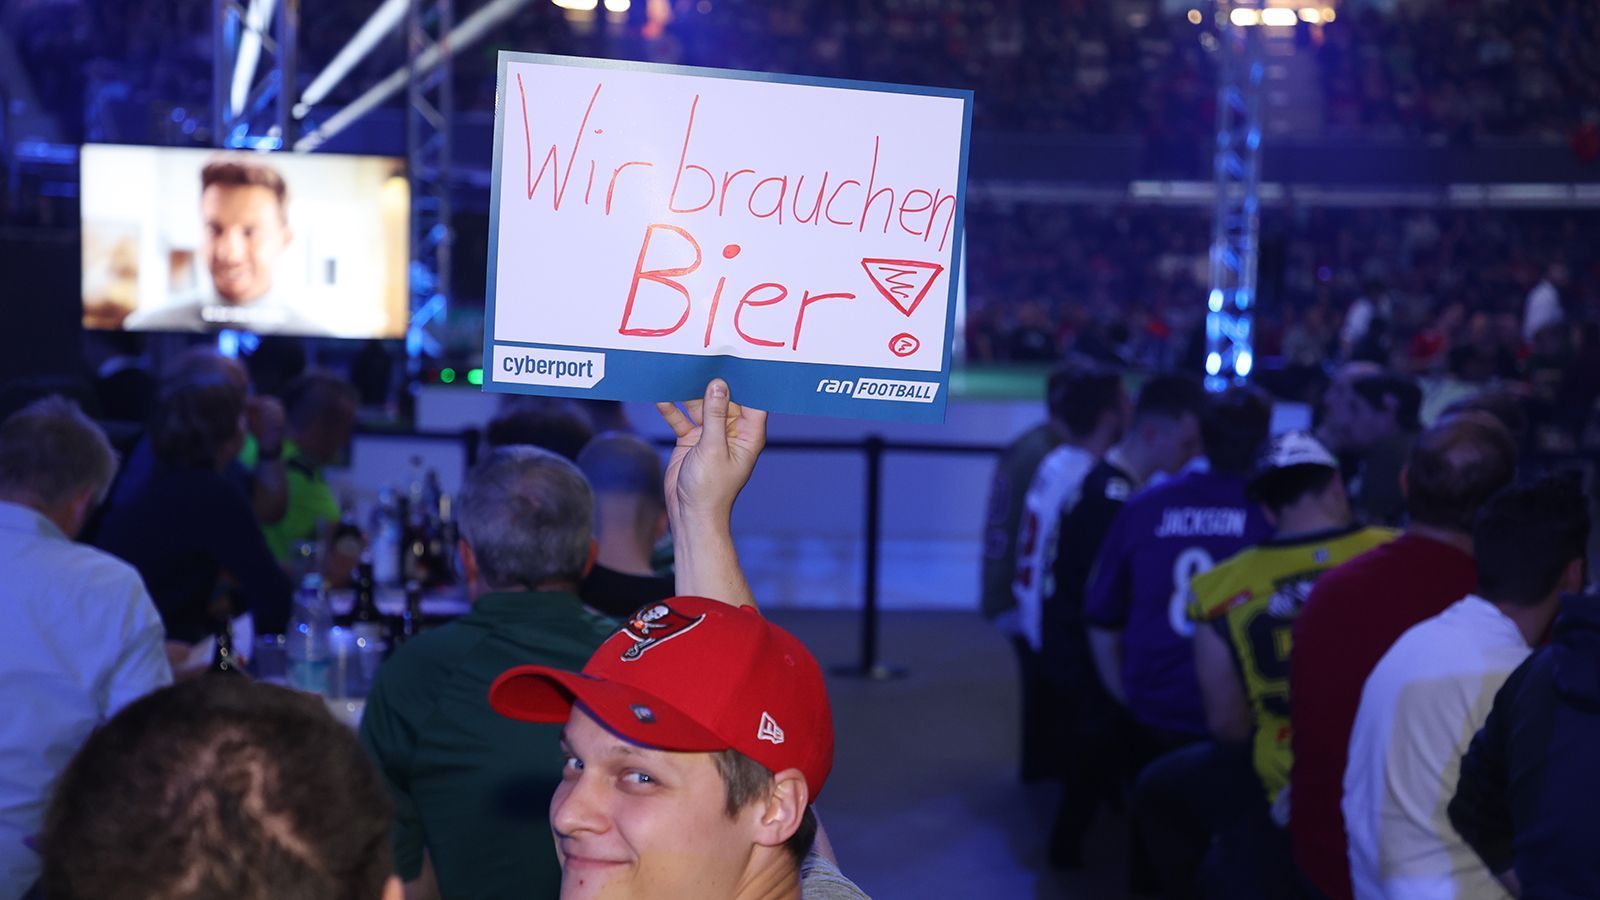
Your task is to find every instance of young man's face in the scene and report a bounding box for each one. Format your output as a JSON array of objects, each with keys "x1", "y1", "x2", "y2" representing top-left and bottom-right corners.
[
  {"x1": 201, "y1": 184, "x2": 290, "y2": 304},
  {"x1": 552, "y1": 706, "x2": 755, "y2": 899}
]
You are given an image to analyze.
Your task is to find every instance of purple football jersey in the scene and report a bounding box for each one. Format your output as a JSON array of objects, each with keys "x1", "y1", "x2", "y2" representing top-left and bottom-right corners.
[{"x1": 1084, "y1": 469, "x2": 1272, "y2": 736}]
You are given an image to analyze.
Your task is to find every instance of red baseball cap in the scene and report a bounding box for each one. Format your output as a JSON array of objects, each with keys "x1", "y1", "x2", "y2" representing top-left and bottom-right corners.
[{"x1": 489, "y1": 597, "x2": 835, "y2": 801}]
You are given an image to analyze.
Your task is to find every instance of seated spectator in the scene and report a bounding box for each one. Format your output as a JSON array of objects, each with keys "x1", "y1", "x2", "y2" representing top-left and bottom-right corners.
[
  {"x1": 1450, "y1": 587, "x2": 1600, "y2": 897},
  {"x1": 259, "y1": 370, "x2": 359, "y2": 563},
  {"x1": 576, "y1": 431, "x2": 674, "y2": 618},
  {"x1": 1141, "y1": 432, "x2": 1394, "y2": 898},
  {"x1": 1290, "y1": 412, "x2": 1518, "y2": 900},
  {"x1": 486, "y1": 396, "x2": 596, "y2": 461},
  {"x1": 1087, "y1": 386, "x2": 1274, "y2": 753},
  {"x1": 40, "y1": 677, "x2": 398, "y2": 900},
  {"x1": 490, "y1": 378, "x2": 867, "y2": 900},
  {"x1": 0, "y1": 397, "x2": 172, "y2": 897},
  {"x1": 1347, "y1": 474, "x2": 1588, "y2": 899},
  {"x1": 91, "y1": 359, "x2": 292, "y2": 642},
  {"x1": 1346, "y1": 372, "x2": 1424, "y2": 526},
  {"x1": 359, "y1": 446, "x2": 615, "y2": 899}
]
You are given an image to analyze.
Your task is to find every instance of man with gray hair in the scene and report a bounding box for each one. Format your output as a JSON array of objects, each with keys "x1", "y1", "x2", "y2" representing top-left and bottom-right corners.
[
  {"x1": 359, "y1": 445, "x2": 615, "y2": 900},
  {"x1": 0, "y1": 397, "x2": 172, "y2": 897}
]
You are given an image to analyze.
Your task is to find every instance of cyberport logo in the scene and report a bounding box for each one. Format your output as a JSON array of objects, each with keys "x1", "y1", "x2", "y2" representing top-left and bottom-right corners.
[{"x1": 815, "y1": 377, "x2": 940, "y2": 404}]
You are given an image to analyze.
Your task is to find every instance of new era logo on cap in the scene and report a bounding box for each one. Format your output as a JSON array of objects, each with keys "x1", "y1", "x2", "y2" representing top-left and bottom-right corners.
[{"x1": 758, "y1": 711, "x2": 785, "y2": 745}]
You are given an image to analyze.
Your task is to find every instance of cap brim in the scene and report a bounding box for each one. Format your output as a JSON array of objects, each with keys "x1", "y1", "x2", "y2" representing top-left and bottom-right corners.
[{"x1": 489, "y1": 666, "x2": 729, "y2": 752}]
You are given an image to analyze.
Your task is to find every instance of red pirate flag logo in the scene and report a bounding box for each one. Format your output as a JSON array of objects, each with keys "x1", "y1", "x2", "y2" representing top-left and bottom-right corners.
[{"x1": 620, "y1": 603, "x2": 707, "y2": 662}]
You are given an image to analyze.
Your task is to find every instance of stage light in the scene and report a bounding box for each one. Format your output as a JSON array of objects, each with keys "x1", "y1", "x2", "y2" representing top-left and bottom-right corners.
[
  {"x1": 552, "y1": 0, "x2": 598, "y2": 9},
  {"x1": 296, "y1": 0, "x2": 531, "y2": 151},
  {"x1": 1260, "y1": 8, "x2": 1298, "y2": 26},
  {"x1": 1299, "y1": 7, "x2": 1322, "y2": 22},
  {"x1": 440, "y1": 367, "x2": 456, "y2": 384},
  {"x1": 1322, "y1": 6, "x2": 1336, "y2": 21},
  {"x1": 1187, "y1": 9, "x2": 1203, "y2": 24},
  {"x1": 467, "y1": 368, "x2": 484, "y2": 386},
  {"x1": 230, "y1": 0, "x2": 278, "y2": 117},
  {"x1": 1229, "y1": 8, "x2": 1260, "y2": 27},
  {"x1": 298, "y1": 0, "x2": 408, "y2": 118},
  {"x1": 1206, "y1": 353, "x2": 1222, "y2": 376},
  {"x1": 1236, "y1": 350, "x2": 1253, "y2": 377},
  {"x1": 604, "y1": 0, "x2": 630, "y2": 10}
]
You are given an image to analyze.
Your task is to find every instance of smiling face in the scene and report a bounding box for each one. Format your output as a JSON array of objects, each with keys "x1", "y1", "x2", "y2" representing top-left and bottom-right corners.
[
  {"x1": 551, "y1": 707, "x2": 755, "y2": 900},
  {"x1": 201, "y1": 183, "x2": 291, "y2": 305}
]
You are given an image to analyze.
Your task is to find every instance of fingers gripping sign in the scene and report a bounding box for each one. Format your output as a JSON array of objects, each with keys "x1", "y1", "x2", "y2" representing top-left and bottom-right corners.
[{"x1": 656, "y1": 379, "x2": 767, "y2": 607}]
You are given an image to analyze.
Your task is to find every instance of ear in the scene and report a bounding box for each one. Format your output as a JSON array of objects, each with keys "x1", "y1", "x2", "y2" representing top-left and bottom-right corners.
[
  {"x1": 582, "y1": 538, "x2": 598, "y2": 580},
  {"x1": 61, "y1": 484, "x2": 101, "y2": 539},
  {"x1": 458, "y1": 538, "x2": 480, "y2": 587},
  {"x1": 1561, "y1": 557, "x2": 1586, "y2": 595},
  {"x1": 749, "y1": 769, "x2": 809, "y2": 850}
]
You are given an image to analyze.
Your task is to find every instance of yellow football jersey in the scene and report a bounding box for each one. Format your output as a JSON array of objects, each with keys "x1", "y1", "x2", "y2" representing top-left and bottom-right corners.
[{"x1": 1187, "y1": 525, "x2": 1396, "y2": 802}]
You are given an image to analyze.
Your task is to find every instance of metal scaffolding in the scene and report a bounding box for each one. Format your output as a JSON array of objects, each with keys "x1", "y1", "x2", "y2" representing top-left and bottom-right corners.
[
  {"x1": 212, "y1": 0, "x2": 297, "y2": 149},
  {"x1": 404, "y1": 0, "x2": 454, "y2": 371},
  {"x1": 1205, "y1": 3, "x2": 1264, "y2": 391}
]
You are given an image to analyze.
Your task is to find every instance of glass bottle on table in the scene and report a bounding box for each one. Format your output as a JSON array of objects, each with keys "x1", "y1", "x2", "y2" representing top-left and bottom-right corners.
[
  {"x1": 210, "y1": 617, "x2": 243, "y2": 676},
  {"x1": 399, "y1": 579, "x2": 424, "y2": 644},
  {"x1": 351, "y1": 551, "x2": 386, "y2": 651},
  {"x1": 287, "y1": 574, "x2": 332, "y2": 695}
]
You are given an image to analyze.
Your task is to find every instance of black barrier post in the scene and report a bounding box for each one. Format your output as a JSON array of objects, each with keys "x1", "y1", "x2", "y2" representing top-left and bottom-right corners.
[{"x1": 833, "y1": 434, "x2": 907, "y2": 681}]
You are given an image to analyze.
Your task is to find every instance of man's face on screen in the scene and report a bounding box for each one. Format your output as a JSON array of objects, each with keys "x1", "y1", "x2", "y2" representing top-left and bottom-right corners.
[{"x1": 201, "y1": 184, "x2": 290, "y2": 304}]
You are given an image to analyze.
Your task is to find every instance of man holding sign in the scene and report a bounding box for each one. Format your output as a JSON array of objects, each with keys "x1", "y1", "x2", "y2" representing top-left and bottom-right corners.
[{"x1": 482, "y1": 53, "x2": 972, "y2": 422}]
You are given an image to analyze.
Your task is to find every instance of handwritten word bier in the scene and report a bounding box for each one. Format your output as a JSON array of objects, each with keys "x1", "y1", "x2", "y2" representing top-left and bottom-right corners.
[{"x1": 483, "y1": 53, "x2": 971, "y2": 422}]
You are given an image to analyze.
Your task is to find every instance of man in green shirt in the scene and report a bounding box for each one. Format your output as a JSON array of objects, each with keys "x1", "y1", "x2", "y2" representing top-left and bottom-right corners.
[
  {"x1": 359, "y1": 445, "x2": 615, "y2": 899},
  {"x1": 259, "y1": 371, "x2": 357, "y2": 561}
]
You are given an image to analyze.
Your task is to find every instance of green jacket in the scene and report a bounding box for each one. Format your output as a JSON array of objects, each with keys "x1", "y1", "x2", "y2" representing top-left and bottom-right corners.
[{"x1": 359, "y1": 591, "x2": 615, "y2": 899}]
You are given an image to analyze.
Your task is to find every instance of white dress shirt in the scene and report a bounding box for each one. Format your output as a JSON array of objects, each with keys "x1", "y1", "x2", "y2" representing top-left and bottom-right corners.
[
  {"x1": 1344, "y1": 595, "x2": 1528, "y2": 900},
  {"x1": 0, "y1": 500, "x2": 172, "y2": 897}
]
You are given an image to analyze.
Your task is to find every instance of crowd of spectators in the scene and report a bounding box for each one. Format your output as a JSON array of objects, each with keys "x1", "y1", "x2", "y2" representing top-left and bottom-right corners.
[
  {"x1": 984, "y1": 357, "x2": 1600, "y2": 897},
  {"x1": 9, "y1": 0, "x2": 1599, "y2": 146}
]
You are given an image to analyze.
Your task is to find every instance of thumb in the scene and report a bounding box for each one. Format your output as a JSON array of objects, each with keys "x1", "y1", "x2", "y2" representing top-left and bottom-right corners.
[{"x1": 700, "y1": 379, "x2": 731, "y2": 450}]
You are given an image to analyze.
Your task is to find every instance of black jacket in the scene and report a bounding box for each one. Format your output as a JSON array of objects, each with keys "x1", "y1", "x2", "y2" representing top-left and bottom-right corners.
[{"x1": 1449, "y1": 592, "x2": 1600, "y2": 899}]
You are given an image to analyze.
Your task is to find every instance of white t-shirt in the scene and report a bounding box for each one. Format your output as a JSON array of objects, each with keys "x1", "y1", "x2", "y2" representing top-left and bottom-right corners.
[
  {"x1": 1523, "y1": 279, "x2": 1563, "y2": 342},
  {"x1": 0, "y1": 501, "x2": 172, "y2": 896},
  {"x1": 1009, "y1": 445, "x2": 1095, "y2": 650},
  {"x1": 1343, "y1": 595, "x2": 1530, "y2": 900}
]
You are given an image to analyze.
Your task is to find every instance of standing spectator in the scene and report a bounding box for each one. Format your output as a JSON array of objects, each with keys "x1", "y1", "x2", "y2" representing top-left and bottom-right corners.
[
  {"x1": 0, "y1": 397, "x2": 172, "y2": 898},
  {"x1": 1142, "y1": 432, "x2": 1394, "y2": 898},
  {"x1": 259, "y1": 371, "x2": 358, "y2": 563},
  {"x1": 359, "y1": 446, "x2": 614, "y2": 900},
  {"x1": 1346, "y1": 474, "x2": 1588, "y2": 899},
  {"x1": 576, "y1": 431, "x2": 675, "y2": 618},
  {"x1": 40, "y1": 677, "x2": 398, "y2": 900},
  {"x1": 1290, "y1": 412, "x2": 1518, "y2": 900},
  {"x1": 1041, "y1": 373, "x2": 1205, "y2": 867},
  {"x1": 1522, "y1": 262, "x2": 1568, "y2": 345},
  {"x1": 980, "y1": 411, "x2": 1061, "y2": 781},
  {"x1": 91, "y1": 360, "x2": 292, "y2": 641}
]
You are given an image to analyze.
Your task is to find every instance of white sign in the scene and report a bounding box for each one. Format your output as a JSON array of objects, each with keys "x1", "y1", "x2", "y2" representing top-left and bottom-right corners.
[{"x1": 483, "y1": 53, "x2": 972, "y2": 421}]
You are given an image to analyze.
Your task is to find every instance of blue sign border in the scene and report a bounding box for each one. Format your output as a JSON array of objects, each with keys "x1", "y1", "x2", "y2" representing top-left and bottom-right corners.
[{"x1": 482, "y1": 51, "x2": 974, "y2": 422}]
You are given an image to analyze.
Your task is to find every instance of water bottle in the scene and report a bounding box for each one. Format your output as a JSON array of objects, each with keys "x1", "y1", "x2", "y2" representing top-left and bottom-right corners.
[{"x1": 287, "y1": 574, "x2": 333, "y2": 694}]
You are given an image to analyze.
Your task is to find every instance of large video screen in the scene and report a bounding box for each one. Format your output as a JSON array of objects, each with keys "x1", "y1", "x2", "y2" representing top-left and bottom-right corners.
[{"x1": 81, "y1": 144, "x2": 409, "y2": 339}]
